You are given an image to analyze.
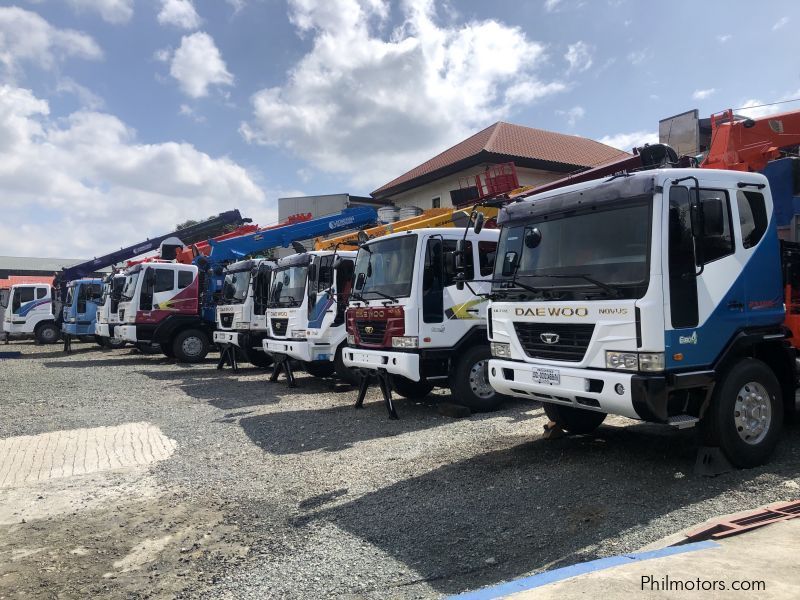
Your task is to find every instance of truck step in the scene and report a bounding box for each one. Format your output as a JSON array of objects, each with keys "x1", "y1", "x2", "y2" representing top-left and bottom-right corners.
[{"x1": 668, "y1": 414, "x2": 699, "y2": 429}]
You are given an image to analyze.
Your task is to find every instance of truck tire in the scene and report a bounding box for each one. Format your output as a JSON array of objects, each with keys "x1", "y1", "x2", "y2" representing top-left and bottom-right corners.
[
  {"x1": 34, "y1": 322, "x2": 59, "y2": 345},
  {"x1": 334, "y1": 344, "x2": 358, "y2": 385},
  {"x1": 107, "y1": 336, "x2": 126, "y2": 349},
  {"x1": 160, "y1": 343, "x2": 175, "y2": 358},
  {"x1": 244, "y1": 347, "x2": 273, "y2": 369},
  {"x1": 305, "y1": 361, "x2": 335, "y2": 378},
  {"x1": 543, "y1": 403, "x2": 607, "y2": 434},
  {"x1": 391, "y1": 375, "x2": 433, "y2": 400},
  {"x1": 700, "y1": 358, "x2": 783, "y2": 468},
  {"x1": 136, "y1": 342, "x2": 161, "y2": 355},
  {"x1": 448, "y1": 344, "x2": 500, "y2": 411},
  {"x1": 172, "y1": 329, "x2": 209, "y2": 363}
]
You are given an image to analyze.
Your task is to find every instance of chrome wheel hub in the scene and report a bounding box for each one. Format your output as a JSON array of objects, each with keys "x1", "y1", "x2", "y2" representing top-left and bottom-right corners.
[
  {"x1": 734, "y1": 381, "x2": 771, "y2": 445},
  {"x1": 182, "y1": 336, "x2": 203, "y2": 357},
  {"x1": 469, "y1": 359, "x2": 494, "y2": 399}
]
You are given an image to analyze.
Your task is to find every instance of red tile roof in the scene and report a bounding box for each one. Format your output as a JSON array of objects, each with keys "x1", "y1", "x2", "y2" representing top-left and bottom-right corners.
[
  {"x1": 0, "y1": 275, "x2": 54, "y2": 289},
  {"x1": 372, "y1": 121, "x2": 630, "y2": 198}
]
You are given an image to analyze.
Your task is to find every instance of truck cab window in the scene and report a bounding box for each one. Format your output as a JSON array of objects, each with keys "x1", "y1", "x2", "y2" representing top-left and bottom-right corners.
[
  {"x1": 155, "y1": 269, "x2": 175, "y2": 293},
  {"x1": 694, "y1": 189, "x2": 734, "y2": 263},
  {"x1": 13, "y1": 287, "x2": 35, "y2": 312},
  {"x1": 37, "y1": 287, "x2": 46, "y2": 299},
  {"x1": 736, "y1": 190, "x2": 768, "y2": 249},
  {"x1": 478, "y1": 241, "x2": 497, "y2": 276},
  {"x1": 668, "y1": 186, "x2": 699, "y2": 328},
  {"x1": 178, "y1": 270, "x2": 193, "y2": 289}
]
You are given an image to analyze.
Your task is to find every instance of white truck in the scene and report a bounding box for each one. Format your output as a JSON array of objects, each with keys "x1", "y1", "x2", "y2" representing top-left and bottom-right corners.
[
  {"x1": 1, "y1": 283, "x2": 59, "y2": 344},
  {"x1": 262, "y1": 250, "x2": 357, "y2": 383},
  {"x1": 94, "y1": 273, "x2": 127, "y2": 348},
  {"x1": 486, "y1": 167, "x2": 800, "y2": 467},
  {"x1": 213, "y1": 258, "x2": 275, "y2": 368},
  {"x1": 341, "y1": 227, "x2": 500, "y2": 416}
]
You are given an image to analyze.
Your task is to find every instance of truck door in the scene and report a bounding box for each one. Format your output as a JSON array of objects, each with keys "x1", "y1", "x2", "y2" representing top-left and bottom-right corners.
[{"x1": 76, "y1": 284, "x2": 101, "y2": 327}]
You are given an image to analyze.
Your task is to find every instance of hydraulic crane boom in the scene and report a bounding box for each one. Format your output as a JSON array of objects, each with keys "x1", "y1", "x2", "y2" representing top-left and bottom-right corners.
[{"x1": 702, "y1": 107, "x2": 800, "y2": 172}]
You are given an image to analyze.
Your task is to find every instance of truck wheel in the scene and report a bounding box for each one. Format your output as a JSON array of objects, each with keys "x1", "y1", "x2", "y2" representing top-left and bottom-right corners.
[
  {"x1": 34, "y1": 322, "x2": 59, "y2": 345},
  {"x1": 95, "y1": 335, "x2": 105, "y2": 347},
  {"x1": 543, "y1": 403, "x2": 606, "y2": 434},
  {"x1": 391, "y1": 375, "x2": 433, "y2": 400},
  {"x1": 172, "y1": 329, "x2": 209, "y2": 363},
  {"x1": 449, "y1": 345, "x2": 500, "y2": 411},
  {"x1": 701, "y1": 358, "x2": 783, "y2": 468},
  {"x1": 136, "y1": 342, "x2": 161, "y2": 355},
  {"x1": 306, "y1": 361, "x2": 335, "y2": 378},
  {"x1": 334, "y1": 344, "x2": 358, "y2": 385},
  {"x1": 160, "y1": 343, "x2": 175, "y2": 358},
  {"x1": 107, "y1": 337, "x2": 126, "y2": 349},
  {"x1": 244, "y1": 348, "x2": 273, "y2": 369}
]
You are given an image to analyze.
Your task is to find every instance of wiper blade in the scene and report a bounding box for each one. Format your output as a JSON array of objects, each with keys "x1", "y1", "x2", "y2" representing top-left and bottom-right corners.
[
  {"x1": 362, "y1": 290, "x2": 398, "y2": 303},
  {"x1": 508, "y1": 277, "x2": 541, "y2": 294},
  {"x1": 520, "y1": 273, "x2": 622, "y2": 298},
  {"x1": 278, "y1": 295, "x2": 298, "y2": 306}
]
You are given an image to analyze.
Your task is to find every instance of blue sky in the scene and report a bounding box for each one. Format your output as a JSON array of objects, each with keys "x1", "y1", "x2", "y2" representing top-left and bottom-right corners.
[{"x1": 1, "y1": 0, "x2": 798, "y2": 256}]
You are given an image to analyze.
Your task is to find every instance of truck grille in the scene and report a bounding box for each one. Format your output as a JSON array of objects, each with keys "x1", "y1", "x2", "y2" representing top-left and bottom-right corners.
[
  {"x1": 271, "y1": 318, "x2": 289, "y2": 336},
  {"x1": 357, "y1": 321, "x2": 386, "y2": 345},
  {"x1": 220, "y1": 313, "x2": 234, "y2": 328},
  {"x1": 513, "y1": 322, "x2": 595, "y2": 362},
  {"x1": 118, "y1": 309, "x2": 125, "y2": 322}
]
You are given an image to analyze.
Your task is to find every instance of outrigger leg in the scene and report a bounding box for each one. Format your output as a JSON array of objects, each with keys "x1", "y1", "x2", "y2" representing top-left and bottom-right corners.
[
  {"x1": 269, "y1": 353, "x2": 296, "y2": 387},
  {"x1": 63, "y1": 333, "x2": 72, "y2": 353},
  {"x1": 353, "y1": 369, "x2": 398, "y2": 419},
  {"x1": 216, "y1": 343, "x2": 239, "y2": 372}
]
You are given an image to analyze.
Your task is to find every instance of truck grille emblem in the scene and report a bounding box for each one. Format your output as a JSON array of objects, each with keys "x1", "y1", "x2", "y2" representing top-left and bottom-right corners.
[
  {"x1": 365, "y1": 326, "x2": 374, "y2": 334},
  {"x1": 540, "y1": 333, "x2": 560, "y2": 344}
]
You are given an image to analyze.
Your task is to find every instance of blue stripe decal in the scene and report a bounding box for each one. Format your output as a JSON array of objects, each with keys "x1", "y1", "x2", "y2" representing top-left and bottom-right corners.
[
  {"x1": 447, "y1": 541, "x2": 719, "y2": 600},
  {"x1": 18, "y1": 299, "x2": 50, "y2": 317}
]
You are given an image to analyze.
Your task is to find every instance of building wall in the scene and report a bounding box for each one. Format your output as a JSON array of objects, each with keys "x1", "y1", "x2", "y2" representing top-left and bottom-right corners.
[{"x1": 385, "y1": 164, "x2": 565, "y2": 210}]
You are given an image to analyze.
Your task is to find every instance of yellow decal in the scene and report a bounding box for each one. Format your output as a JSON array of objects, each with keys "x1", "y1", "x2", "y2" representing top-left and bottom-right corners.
[{"x1": 446, "y1": 298, "x2": 487, "y2": 320}]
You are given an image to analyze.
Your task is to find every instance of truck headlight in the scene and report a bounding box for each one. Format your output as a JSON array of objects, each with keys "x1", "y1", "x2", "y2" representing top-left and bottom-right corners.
[
  {"x1": 605, "y1": 351, "x2": 664, "y2": 372},
  {"x1": 347, "y1": 333, "x2": 355, "y2": 345},
  {"x1": 490, "y1": 342, "x2": 511, "y2": 358},
  {"x1": 392, "y1": 336, "x2": 418, "y2": 348},
  {"x1": 290, "y1": 329, "x2": 307, "y2": 340}
]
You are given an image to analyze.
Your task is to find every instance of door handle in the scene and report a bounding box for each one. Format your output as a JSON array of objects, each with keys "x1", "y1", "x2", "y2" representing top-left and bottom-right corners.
[{"x1": 727, "y1": 300, "x2": 744, "y2": 311}]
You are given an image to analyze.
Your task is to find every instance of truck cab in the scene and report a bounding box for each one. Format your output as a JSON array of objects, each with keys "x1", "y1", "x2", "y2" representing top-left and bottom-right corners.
[
  {"x1": 94, "y1": 273, "x2": 127, "y2": 348},
  {"x1": 213, "y1": 258, "x2": 275, "y2": 367},
  {"x1": 342, "y1": 227, "x2": 500, "y2": 410},
  {"x1": 2, "y1": 284, "x2": 59, "y2": 344},
  {"x1": 263, "y1": 250, "x2": 357, "y2": 379},
  {"x1": 114, "y1": 262, "x2": 207, "y2": 361},
  {"x1": 62, "y1": 279, "x2": 103, "y2": 342},
  {"x1": 487, "y1": 168, "x2": 797, "y2": 467}
]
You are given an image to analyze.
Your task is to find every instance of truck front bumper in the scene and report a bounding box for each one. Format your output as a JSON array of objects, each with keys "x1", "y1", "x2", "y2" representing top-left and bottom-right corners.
[
  {"x1": 115, "y1": 325, "x2": 138, "y2": 343},
  {"x1": 342, "y1": 347, "x2": 420, "y2": 381},
  {"x1": 213, "y1": 330, "x2": 241, "y2": 347},
  {"x1": 488, "y1": 358, "x2": 641, "y2": 420},
  {"x1": 263, "y1": 338, "x2": 314, "y2": 362},
  {"x1": 95, "y1": 323, "x2": 111, "y2": 338}
]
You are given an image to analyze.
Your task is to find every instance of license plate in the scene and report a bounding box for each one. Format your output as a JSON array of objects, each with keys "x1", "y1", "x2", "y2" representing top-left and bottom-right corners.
[{"x1": 531, "y1": 367, "x2": 560, "y2": 385}]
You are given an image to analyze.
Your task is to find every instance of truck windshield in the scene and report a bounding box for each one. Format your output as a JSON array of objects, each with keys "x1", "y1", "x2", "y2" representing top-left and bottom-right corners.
[
  {"x1": 353, "y1": 234, "x2": 416, "y2": 299},
  {"x1": 223, "y1": 271, "x2": 251, "y2": 304},
  {"x1": 493, "y1": 200, "x2": 651, "y2": 300},
  {"x1": 121, "y1": 272, "x2": 140, "y2": 301},
  {"x1": 270, "y1": 265, "x2": 307, "y2": 307},
  {"x1": 65, "y1": 287, "x2": 74, "y2": 307}
]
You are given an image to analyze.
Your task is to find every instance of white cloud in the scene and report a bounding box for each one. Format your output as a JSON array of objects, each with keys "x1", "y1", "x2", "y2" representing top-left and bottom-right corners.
[
  {"x1": 0, "y1": 84, "x2": 269, "y2": 257},
  {"x1": 56, "y1": 77, "x2": 105, "y2": 110},
  {"x1": 627, "y1": 50, "x2": 647, "y2": 65},
  {"x1": 773, "y1": 16, "x2": 789, "y2": 30},
  {"x1": 226, "y1": 0, "x2": 248, "y2": 12},
  {"x1": 169, "y1": 32, "x2": 233, "y2": 98},
  {"x1": 736, "y1": 89, "x2": 800, "y2": 119},
  {"x1": 716, "y1": 34, "x2": 731, "y2": 43},
  {"x1": 598, "y1": 130, "x2": 658, "y2": 152},
  {"x1": 556, "y1": 105, "x2": 585, "y2": 127},
  {"x1": 158, "y1": 0, "x2": 202, "y2": 30},
  {"x1": 544, "y1": 0, "x2": 562, "y2": 11},
  {"x1": 692, "y1": 88, "x2": 715, "y2": 100},
  {"x1": 67, "y1": 0, "x2": 134, "y2": 24},
  {"x1": 242, "y1": 0, "x2": 565, "y2": 189},
  {"x1": 564, "y1": 41, "x2": 592, "y2": 73},
  {"x1": 179, "y1": 103, "x2": 205, "y2": 122},
  {"x1": 0, "y1": 7, "x2": 102, "y2": 75}
]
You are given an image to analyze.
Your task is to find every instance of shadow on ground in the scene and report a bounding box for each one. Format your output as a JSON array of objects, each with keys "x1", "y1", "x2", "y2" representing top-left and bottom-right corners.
[{"x1": 295, "y1": 422, "x2": 800, "y2": 596}]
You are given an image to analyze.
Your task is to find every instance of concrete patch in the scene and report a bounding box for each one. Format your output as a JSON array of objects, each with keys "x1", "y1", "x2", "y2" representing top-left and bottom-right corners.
[{"x1": 0, "y1": 422, "x2": 177, "y2": 488}]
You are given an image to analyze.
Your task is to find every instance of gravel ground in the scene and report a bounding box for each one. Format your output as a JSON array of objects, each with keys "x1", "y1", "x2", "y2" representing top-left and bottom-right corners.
[{"x1": 1, "y1": 340, "x2": 799, "y2": 599}]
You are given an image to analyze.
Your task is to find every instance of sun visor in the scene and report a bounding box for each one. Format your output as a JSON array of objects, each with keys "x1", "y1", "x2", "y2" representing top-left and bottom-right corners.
[{"x1": 498, "y1": 174, "x2": 656, "y2": 226}]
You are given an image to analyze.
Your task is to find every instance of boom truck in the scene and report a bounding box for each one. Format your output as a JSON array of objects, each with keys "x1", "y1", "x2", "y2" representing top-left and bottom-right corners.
[
  {"x1": 57, "y1": 210, "x2": 249, "y2": 351},
  {"x1": 340, "y1": 165, "x2": 523, "y2": 417},
  {"x1": 117, "y1": 206, "x2": 378, "y2": 363},
  {"x1": 484, "y1": 106, "x2": 800, "y2": 468},
  {"x1": 212, "y1": 207, "x2": 378, "y2": 369},
  {"x1": 1, "y1": 283, "x2": 58, "y2": 344}
]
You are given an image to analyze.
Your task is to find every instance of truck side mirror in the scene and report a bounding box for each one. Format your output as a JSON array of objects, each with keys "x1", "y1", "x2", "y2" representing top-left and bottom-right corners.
[
  {"x1": 455, "y1": 238, "x2": 466, "y2": 271},
  {"x1": 308, "y1": 263, "x2": 317, "y2": 282},
  {"x1": 501, "y1": 251, "x2": 519, "y2": 277},
  {"x1": 473, "y1": 212, "x2": 485, "y2": 234},
  {"x1": 355, "y1": 272, "x2": 366, "y2": 290}
]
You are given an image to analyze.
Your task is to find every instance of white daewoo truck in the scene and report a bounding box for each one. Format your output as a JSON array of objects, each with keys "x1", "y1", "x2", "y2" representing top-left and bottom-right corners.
[
  {"x1": 213, "y1": 258, "x2": 275, "y2": 368},
  {"x1": 342, "y1": 227, "x2": 500, "y2": 416},
  {"x1": 94, "y1": 273, "x2": 127, "y2": 348},
  {"x1": 486, "y1": 167, "x2": 800, "y2": 467},
  {"x1": 263, "y1": 250, "x2": 358, "y2": 383},
  {"x1": 1, "y1": 283, "x2": 59, "y2": 343}
]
